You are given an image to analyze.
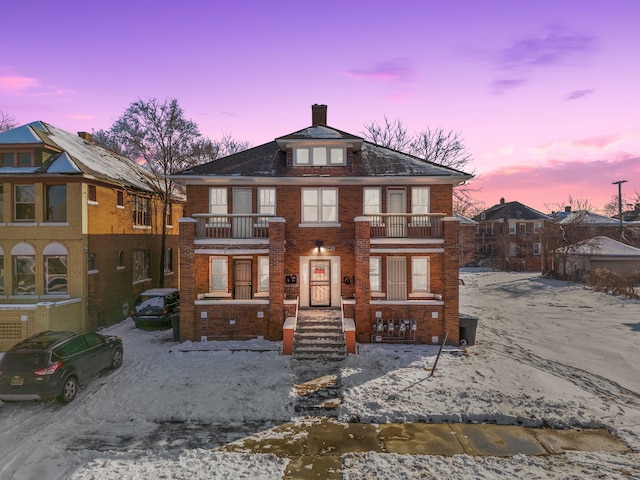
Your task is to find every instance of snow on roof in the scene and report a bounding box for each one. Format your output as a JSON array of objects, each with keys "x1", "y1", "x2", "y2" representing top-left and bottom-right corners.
[
  {"x1": 0, "y1": 121, "x2": 46, "y2": 144},
  {"x1": 558, "y1": 211, "x2": 620, "y2": 225},
  {"x1": 1, "y1": 121, "x2": 155, "y2": 191},
  {"x1": 45, "y1": 152, "x2": 82, "y2": 173},
  {"x1": 562, "y1": 236, "x2": 640, "y2": 256}
]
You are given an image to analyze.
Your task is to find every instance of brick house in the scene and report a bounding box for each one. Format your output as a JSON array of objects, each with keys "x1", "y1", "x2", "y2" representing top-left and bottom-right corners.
[
  {"x1": 473, "y1": 198, "x2": 551, "y2": 271},
  {"x1": 0, "y1": 121, "x2": 181, "y2": 350},
  {"x1": 172, "y1": 105, "x2": 472, "y2": 348}
]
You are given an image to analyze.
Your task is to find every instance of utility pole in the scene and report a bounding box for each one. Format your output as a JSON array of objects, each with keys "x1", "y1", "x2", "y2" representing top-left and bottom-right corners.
[{"x1": 612, "y1": 180, "x2": 628, "y2": 235}]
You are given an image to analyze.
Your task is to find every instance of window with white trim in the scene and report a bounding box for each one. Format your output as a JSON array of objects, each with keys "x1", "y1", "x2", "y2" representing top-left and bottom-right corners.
[
  {"x1": 294, "y1": 147, "x2": 346, "y2": 166},
  {"x1": 258, "y1": 256, "x2": 269, "y2": 292},
  {"x1": 132, "y1": 195, "x2": 151, "y2": 226},
  {"x1": 14, "y1": 185, "x2": 35, "y2": 221},
  {"x1": 209, "y1": 188, "x2": 228, "y2": 214},
  {"x1": 44, "y1": 243, "x2": 68, "y2": 295},
  {"x1": 12, "y1": 243, "x2": 36, "y2": 295},
  {"x1": 534, "y1": 221, "x2": 542, "y2": 233},
  {"x1": 411, "y1": 187, "x2": 430, "y2": 214},
  {"x1": 210, "y1": 257, "x2": 228, "y2": 293},
  {"x1": 258, "y1": 187, "x2": 275, "y2": 227},
  {"x1": 363, "y1": 188, "x2": 381, "y2": 215},
  {"x1": 411, "y1": 257, "x2": 430, "y2": 293},
  {"x1": 302, "y1": 188, "x2": 337, "y2": 223},
  {"x1": 508, "y1": 221, "x2": 516, "y2": 235},
  {"x1": 370, "y1": 257, "x2": 382, "y2": 292},
  {"x1": 533, "y1": 243, "x2": 541, "y2": 255}
]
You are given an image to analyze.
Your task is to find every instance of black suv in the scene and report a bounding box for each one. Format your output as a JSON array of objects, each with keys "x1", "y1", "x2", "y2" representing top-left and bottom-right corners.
[
  {"x1": 131, "y1": 288, "x2": 180, "y2": 329},
  {"x1": 0, "y1": 330, "x2": 123, "y2": 404}
]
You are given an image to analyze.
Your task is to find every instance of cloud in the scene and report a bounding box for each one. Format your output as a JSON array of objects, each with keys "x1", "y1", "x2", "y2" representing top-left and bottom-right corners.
[
  {"x1": 497, "y1": 30, "x2": 598, "y2": 70},
  {"x1": 564, "y1": 89, "x2": 594, "y2": 101},
  {"x1": 530, "y1": 130, "x2": 639, "y2": 159},
  {"x1": 0, "y1": 76, "x2": 40, "y2": 92},
  {"x1": 475, "y1": 154, "x2": 640, "y2": 211},
  {"x1": 342, "y1": 58, "x2": 414, "y2": 83},
  {"x1": 490, "y1": 78, "x2": 526, "y2": 95}
]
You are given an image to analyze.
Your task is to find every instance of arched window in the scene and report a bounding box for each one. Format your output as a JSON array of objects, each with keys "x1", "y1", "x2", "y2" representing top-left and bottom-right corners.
[
  {"x1": 44, "y1": 243, "x2": 68, "y2": 295},
  {"x1": 11, "y1": 243, "x2": 36, "y2": 295}
]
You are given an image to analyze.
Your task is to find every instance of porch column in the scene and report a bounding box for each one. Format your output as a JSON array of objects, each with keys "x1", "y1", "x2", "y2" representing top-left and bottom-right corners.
[
  {"x1": 442, "y1": 216, "x2": 461, "y2": 345},
  {"x1": 354, "y1": 216, "x2": 371, "y2": 343},
  {"x1": 178, "y1": 217, "x2": 197, "y2": 341},
  {"x1": 269, "y1": 217, "x2": 286, "y2": 340}
]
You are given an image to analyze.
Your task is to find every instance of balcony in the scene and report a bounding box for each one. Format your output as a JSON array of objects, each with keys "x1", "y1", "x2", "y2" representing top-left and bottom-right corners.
[
  {"x1": 368, "y1": 213, "x2": 444, "y2": 239},
  {"x1": 193, "y1": 214, "x2": 273, "y2": 239}
]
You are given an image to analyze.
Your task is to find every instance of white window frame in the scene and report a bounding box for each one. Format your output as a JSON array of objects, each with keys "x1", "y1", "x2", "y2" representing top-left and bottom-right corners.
[
  {"x1": 301, "y1": 188, "x2": 338, "y2": 224},
  {"x1": 508, "y1": 221, "x2": 516, "y2": 235},
  {"x1": 411, "y1": 187, "x2": 430, "y2": 215},
  {"x1": 533, "y1": 243, "x2": 541, "y2": 255},
  {"x1": 209, "y1": 188, "x2": 228, "y2": 214},
  {"x1": 294, "y1": 147, "x2": 346, "y2": 166},
  {"x1": 534, "y1": 221, "x2": 542, "y2": 233},
  {"x1": 370, "y1": 256, "x2": 382, "y2": 293},
  {"x1": 209, "y1": 257, "x2": 228, "y2": 293},
  {"x1": 411, "y1": 257, "x2": 430, "y2": 294},
  {"x1": 258, "y1": 256, "x2": 269, "y2": 293}
]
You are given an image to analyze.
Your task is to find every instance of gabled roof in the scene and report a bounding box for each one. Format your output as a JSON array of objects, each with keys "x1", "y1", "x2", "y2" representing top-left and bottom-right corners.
[
  {"x1": 561, "y1": 236, "x2": 640, "y2": 257},
  {"x1": 474, "y1": 200, "x2": 551, "y2": 222},
  {"x1": 173, "y1": 126, "x2": 472, "y2": 183},
  {"x1": 0, "y1": 121, "x2": 155, "y2": 191},
  {"x1": 454, "y1": 213, "x2": 478, "y2": 225},
  {"x1": 558, "y1": 211, "x2": 620, "y2": 226}
]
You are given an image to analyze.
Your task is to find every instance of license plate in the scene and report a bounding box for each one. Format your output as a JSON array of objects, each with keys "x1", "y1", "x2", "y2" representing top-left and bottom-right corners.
[{"x1": 11, "y1": 377, "x2": 24, "y2": 386}]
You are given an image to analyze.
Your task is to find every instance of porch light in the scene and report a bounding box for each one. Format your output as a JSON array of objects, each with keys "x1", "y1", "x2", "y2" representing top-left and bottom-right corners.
[{"x1": 315, "y1": 240, "x2": 324, "y2": 249}]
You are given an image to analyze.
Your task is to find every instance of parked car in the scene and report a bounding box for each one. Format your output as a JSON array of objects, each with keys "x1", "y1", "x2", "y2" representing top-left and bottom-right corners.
[
  {"x1": 130, "y1": 288, "x2": 180, "y2": 329},
  {"x1": 0, "y1": 330, "x2": 123, "y2": 404}
]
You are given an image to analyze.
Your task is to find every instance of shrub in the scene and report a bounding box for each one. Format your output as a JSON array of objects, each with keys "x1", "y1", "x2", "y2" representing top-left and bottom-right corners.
[{"x1": 585, "y1": 268, "x2": 640, "y2": 299}]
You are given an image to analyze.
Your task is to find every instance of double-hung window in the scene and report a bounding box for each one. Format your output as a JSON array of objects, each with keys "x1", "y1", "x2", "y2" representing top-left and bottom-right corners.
[
  {"x1": 363, "y1": 188, "x2": 381, "y2": 226},
  {"x1": 508, "y1": 221, "x2": 516, "y2": 235},
  {"x1": 302, "y1": 188, "x2": 337, "y2": 224},
  {"x1": 14, "y1": 185, "x2": 35, "y2": 221},
  {"x1": 411, "y1": 187, "x2": 430, "y2": 226},
  {"x1": 258, "y1": 187, "x2": 275, "y2": 227},
  {"x1": 133, "y1": 195, "x2": 151, "y2": 226},
  {"x1": 210, "y1": 257, "x2": 228, "y2": 293},
  {"x1": 369, "y1": 257, "x2": 382, "y2": 293},
  {"x1": 411, "y1": 257, "x2": 431, "y2": 294}
]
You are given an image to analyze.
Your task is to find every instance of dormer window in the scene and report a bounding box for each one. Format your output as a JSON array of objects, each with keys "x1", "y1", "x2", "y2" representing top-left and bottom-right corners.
[{"x1": 294, "y1": 146, "x2": 346, "y2": 166}]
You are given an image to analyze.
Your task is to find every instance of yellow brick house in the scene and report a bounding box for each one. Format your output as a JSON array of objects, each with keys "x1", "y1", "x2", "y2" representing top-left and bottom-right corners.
[{"x1": 0, "y1": 121, "x2": 181, "y2": 350}]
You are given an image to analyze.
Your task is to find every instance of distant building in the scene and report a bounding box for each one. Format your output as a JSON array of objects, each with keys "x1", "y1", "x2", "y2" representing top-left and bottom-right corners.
[
  {"x1": 473, "y1": 198, "x2": 551, "y2": 271},
  {"x1": 553, "y1": 236, "x2": 640, "y2": 279},
  {"x1": 0, "y1": 122, "x2": 181, "y2": 350},
  {"x1": 455, "y1": 213, "x2": 478, "y2": 266}
]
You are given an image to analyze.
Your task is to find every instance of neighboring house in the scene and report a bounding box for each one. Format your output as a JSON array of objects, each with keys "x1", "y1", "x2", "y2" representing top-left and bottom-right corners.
[
  {"x1": 0, "y1": 121, "x2": 181, "y2": 350},
  {"x1": 556, "y1": 209, "x2": 623, "y2": 240},
  {"x1": 553, "y1": 236, "x2": 640, "y2": 279},
  {"x1": 473, "y1": 198, "x2": 551, "y2": 271},
  {"x1": 455, "y1": 213, "x2": 478, "y2": 266},
  {"x1": 171, "y1": 104, "x2": 472, "y2": 347}
]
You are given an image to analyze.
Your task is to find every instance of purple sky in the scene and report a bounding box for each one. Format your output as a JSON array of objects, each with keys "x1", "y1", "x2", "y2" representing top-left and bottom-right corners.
[{"x1": 2, "y1": 0, "x2": 639, "y2": 213}]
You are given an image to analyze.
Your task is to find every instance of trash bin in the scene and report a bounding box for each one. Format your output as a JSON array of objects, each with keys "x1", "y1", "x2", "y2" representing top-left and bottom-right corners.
[
  {"x1": 458, "y1": 313, "x2": 478, "y2": 346},
  {"x1": 171, "y1": 313, "x2": 180, "y2": 342}
]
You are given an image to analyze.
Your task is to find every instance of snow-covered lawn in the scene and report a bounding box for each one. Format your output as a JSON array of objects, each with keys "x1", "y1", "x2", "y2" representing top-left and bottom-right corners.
[{"x1": 0, "y1": 271, "x2": 638, "y2": 479}]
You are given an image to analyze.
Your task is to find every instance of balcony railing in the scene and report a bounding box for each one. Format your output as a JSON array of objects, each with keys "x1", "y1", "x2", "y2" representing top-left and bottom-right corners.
[
  {"x1": 369, "y1": 213, "x2": 444, "y2": 239},
  {"x1": 193, "y1": 214, "x2": 273, "y2": 239}
]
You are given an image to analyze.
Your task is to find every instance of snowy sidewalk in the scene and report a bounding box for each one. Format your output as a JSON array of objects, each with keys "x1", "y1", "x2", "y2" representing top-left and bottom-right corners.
[{"x1": 217, "y1": 417, "x2": 629, "y2": 479}]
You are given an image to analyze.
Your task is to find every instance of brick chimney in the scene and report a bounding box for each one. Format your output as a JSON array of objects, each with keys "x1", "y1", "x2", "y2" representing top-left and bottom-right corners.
[
  {"x1": 564, "y1": 206, "x2": 571, "y2": 213},
  {"x1": 312, "y1": 104, "x2": 327, "y2": 126},
  {"x1": 78, "y1": 132, "x2": 93, "y2": 142}
]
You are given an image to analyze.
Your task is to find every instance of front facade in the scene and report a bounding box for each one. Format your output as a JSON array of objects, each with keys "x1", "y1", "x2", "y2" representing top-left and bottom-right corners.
[
  {"x1": 173, "y1": 105, "x2": 471, "y2": 347},
  {"x1": 474, "y1": 198, "x2": 551, "y2": 271},
  {"x1": 0, "y1": 122, "x2": 181, "y2": 350}
]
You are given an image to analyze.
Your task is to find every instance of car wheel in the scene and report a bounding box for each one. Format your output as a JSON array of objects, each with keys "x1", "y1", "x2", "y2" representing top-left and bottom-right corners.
[
  {"x1": 57, "y1": 376, "x2": 78, "y2": 404},
  {"x1": 111, "y1": 347, "x2": 123, "y2": 369}
]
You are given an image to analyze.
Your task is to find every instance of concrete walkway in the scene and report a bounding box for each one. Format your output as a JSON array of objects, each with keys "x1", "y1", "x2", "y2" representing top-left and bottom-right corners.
[{"x1": 216, "y1": 417, "x2": 629, "y2": 479}]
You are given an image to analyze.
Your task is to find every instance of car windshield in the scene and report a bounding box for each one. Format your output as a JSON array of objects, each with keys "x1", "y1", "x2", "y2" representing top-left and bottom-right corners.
[
  {"x1": 0, "y1": 351, "x2": 49, "y2": 368},
  {"x1": 136, "y1": 296, "x2": 165, "y2": 310}
]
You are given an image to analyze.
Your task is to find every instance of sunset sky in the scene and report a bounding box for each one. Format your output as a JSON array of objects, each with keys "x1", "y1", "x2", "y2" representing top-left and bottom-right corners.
[{"x1": 2, "y1": 0, "x2": 639, "y2": 213}]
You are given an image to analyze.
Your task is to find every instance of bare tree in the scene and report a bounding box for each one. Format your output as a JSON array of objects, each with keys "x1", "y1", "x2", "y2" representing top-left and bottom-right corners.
[
  {"x1": 545, "y1": 196, "x2": 597, "y2": 215},
  {"x1": 94, "y1": 98, "x2": 249, "y2": 287},
  {"x1": 602, "y1": 192, "x2": 639, "y2": 218},
  {"x1": 0, "y1": 111, "x2": 17, "y2": 132},
  {"x1": 361, "y1": 117, "x2": 479, "y2": 215}
]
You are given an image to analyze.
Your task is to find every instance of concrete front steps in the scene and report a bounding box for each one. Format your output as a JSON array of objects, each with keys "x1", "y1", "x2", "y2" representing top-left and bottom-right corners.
[{"x1": 292, "y1": 309, "x2": 347, "y2": 362}]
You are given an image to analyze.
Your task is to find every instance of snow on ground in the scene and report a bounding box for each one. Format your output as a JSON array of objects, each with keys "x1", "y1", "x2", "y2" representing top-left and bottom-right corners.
[{"x1": 0, "y1": 271, "x2": 639, "y2": 479}]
